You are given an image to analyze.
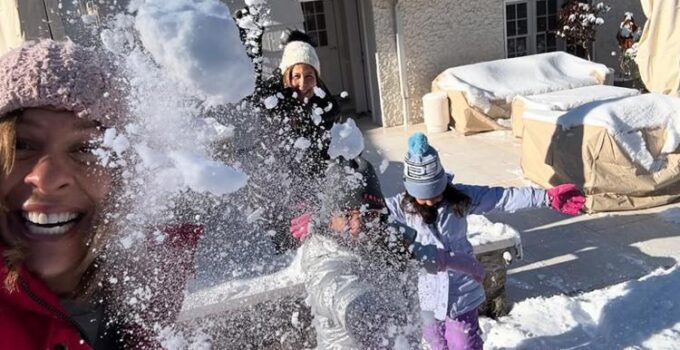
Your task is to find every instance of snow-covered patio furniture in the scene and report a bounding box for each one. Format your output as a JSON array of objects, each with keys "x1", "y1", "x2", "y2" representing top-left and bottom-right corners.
[
  {"x1": 511, "y1": 85, "x2": 640, "y2": 138},
  {"x1": 178, "y1": 216, "x2": 523, "y2": 346},
  {"x1": 431, "y1": 52, "x2": 612, "y2": 135},
  {"x1": 521, "y1": 93, "x2": 680, "y2": 213}
]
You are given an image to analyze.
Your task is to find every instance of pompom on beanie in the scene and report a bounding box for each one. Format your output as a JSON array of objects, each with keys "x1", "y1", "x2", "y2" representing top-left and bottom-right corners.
[
  {"x1": 278, "y1": 30, "x2": 321, "y2": 75},
  {"x1": 323, "y1": 157, "x2": 386, "y2": 214},
  {"x1": 403, "y1": 132, "x2": 449, "y2": 199},
  {"x1": 0, "y1": 39, "x2": 127, "y2": 127}
]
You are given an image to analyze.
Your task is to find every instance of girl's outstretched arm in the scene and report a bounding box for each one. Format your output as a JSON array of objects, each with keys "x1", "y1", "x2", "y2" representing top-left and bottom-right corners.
[
  {"x1": 456, "y1": 183, "x2": 585, "y2": 215},
  {"x1": 456, "y1": 184, "x2": 548, "y2": 215}
]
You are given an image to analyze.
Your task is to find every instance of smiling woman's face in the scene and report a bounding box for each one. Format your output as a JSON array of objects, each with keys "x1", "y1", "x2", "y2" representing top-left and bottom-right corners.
[
  {"x1": 289, "y1": 63, "x2": 318, "y2": 100},
  {"x1": 0, "y1": 108, "x2": 111, "y2": 289}
]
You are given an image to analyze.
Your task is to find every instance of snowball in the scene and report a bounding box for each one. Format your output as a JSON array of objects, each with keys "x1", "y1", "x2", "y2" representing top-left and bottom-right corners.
[
  {"x1": 379, "y1": 158, "x2": 389, "y2": 174},
  {"x1": 264, "y1": 95, "x2": 279, "y2": 109},
  {"x1": 135, "y1": 0, "x2": 255, "y2": 104},
  {"x1": 293, "y1": 137, "x2": 311, "y2": 150},
  {"x1": 311, "y1": 109, "x2": 323, "y2": 126},
  {"x1": 328, "y1": 119, "x2": 364, "y2": 159},
  {"x1": 168, "y1": 151, "x2": 249, "y2": 196},
  {"x1": 102, "y1": 129, "x2": 131, "y2": 155},
  {"x1": 198, "y1": 118, "x2": 235, "y2": 143},
  {"x1": 313, "y1": 86, "x2": 327, "y2": 98}
]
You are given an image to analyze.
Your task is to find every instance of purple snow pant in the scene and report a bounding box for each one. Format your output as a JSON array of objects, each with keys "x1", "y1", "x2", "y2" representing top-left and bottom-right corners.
[{"x1": 422, "y1": 309, "x2": 483, "y2": 350}]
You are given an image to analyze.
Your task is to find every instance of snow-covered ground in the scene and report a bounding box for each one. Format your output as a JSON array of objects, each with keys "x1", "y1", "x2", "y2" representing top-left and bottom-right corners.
[
  {"x1": 183, "y1": 208, "x2": 680, "y2": 349},
  {"x1": 363, "y1": 121, "x2": 680, "y2": 349},
  {"x1": 482, "y1": 265, "x2": 680, "y2": 350}
]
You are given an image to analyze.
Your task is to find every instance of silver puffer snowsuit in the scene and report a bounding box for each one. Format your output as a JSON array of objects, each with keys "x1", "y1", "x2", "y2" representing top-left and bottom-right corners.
[{"x1": 301, "y1": 234, "x2": 420, "y2": 349}]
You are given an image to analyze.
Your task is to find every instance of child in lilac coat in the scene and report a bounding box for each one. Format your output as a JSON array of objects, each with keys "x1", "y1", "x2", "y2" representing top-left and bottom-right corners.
[{"x1": 384, "y1": 133, "x2": 585, "y2": 350}]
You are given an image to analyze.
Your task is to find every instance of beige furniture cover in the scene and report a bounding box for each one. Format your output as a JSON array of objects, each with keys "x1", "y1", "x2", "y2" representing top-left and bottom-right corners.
[
  {"x1": 636, "y1": 0, "x2": 680, "y2": 96},
  {"x1": 521, "y1": 99, "x2": 680, "y2": 213},
  {"x1": 511, "y1": 85, "x2": 640, "y2": 138},
  {"x1": 431, "y1": 82, "x2": 509, "y2": 136},
  {"x1": 432, "y1": 52, "x2": 611, "y2": 136}
]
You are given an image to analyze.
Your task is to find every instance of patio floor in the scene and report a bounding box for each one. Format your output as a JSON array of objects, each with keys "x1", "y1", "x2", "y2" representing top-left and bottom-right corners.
[{"x1": 358, "y1": 118, "x2": 680, "y2": 305}]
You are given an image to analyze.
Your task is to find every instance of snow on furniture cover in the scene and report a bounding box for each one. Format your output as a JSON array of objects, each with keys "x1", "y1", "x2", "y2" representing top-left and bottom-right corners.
[
  {"x1": 432, "y1": 52, "x2": 612, "y2": 135},
  {"x1": 511, "y1": 85, "x2": 640, "y2": 138},
  {"x1": 521, "y1": 93, "x2": 680, "y2": 212}
]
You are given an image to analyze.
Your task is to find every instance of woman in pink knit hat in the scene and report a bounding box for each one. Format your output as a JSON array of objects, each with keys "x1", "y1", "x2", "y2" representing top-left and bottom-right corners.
[{"x1": 0, "y1": 40, "x2": 202, "y2": 350}]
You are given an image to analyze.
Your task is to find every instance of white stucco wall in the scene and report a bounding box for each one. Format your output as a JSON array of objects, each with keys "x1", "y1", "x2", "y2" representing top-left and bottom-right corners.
[
  {"x1": 592, "y1": 0, "x2": 646, "y2": 78},
  {"x1": 369, "y1": 0, "x2": 403, "y2": 127},
  {"x1": 371, "y1": 0, "x2": 505, "y2": 127}
]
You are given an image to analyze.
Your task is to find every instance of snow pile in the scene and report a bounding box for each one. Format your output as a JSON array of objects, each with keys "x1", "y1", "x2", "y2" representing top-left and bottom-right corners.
[
  {"x1": 134, "y1": 0, "x2": 255, "y2": 105},
  {"x1": 525, "y1": 93, "x2": 680, "y2": 171},
  {"x1": 436, "y1": 52, "x2": 611, "y2": 112},
  {"x1": 328, "y1": 118, "x2": 365, "y2": 159},
  {"x1": 180, "y1": 249, "x2": 304, "y2": 320},
  {"x1": 516, "y1": 85, "x2": 640, "y2": 111},
  {"x1": 167, "y1": 151, "x2": 248, "y2": 196},
  {"x1": 158, "y1": 327, "x2": 212, "y2": 350},
  {"x1": 482, "y1": 266, "x2": 680, "y2": 349},
  {"x1": 467, "y1": 215, "x2": 522, "y2": 258}
]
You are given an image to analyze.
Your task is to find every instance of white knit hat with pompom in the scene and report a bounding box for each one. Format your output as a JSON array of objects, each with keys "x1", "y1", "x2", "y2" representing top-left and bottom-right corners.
[{"x1": 279, "y1": 40, "x2": 320, "y2": 74}]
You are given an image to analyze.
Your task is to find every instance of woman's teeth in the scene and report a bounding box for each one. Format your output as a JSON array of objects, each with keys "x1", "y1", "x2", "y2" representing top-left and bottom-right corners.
[{"x1": 22, "y1": 212, "x2": 79, "y2": 235}]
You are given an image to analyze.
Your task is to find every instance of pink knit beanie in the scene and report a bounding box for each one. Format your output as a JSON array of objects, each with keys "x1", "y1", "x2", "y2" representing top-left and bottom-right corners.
[{"x1": 0, "y1": 39, "x2": 126, "y2": 127}]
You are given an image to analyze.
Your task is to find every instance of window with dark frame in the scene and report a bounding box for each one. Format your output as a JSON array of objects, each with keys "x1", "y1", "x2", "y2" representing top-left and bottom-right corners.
[
  {"x1": 535, "y1": 0, "x2": 559, "y2": 53},
  {"x1": 505, "y1": 0, "x2": 561, "y2": 58},
  {"x1": 506, "y1": 2, "x2": 529, "y2": 58},
  {"x1": 301, "y1": 1, "x2": 328, "y2": 47}
]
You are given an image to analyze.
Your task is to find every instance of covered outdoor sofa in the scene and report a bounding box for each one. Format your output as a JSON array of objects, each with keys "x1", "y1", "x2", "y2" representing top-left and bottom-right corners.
[
  {"x1": 521, "y1": 93, "x2": 680, "y2": 213},
  {"x1": 511, "y1": 85, "x2": 640, "y2": 138},
  {"x1": 431, "y1": 52, "x2": 613, "y2": 135}
]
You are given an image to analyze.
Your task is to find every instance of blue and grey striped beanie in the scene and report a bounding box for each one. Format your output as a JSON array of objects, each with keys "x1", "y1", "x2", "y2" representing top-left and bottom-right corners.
[{"x1": 403, "y1": 133, "x2": 448, "y2": 199}]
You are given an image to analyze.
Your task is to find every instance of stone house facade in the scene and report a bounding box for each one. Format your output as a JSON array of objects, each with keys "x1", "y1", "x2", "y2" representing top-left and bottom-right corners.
[{"x1": 0, "y1": 0, "x2": 645, "y2": 127}]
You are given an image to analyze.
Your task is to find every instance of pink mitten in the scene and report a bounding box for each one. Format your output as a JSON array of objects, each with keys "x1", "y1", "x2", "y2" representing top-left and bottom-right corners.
[
  {"x1": 547, "y1": 184, "x2": 585, "y2": 215},
  {"x1": 436, "y1": 250, "x2": 485, "y2": 284},
  {"x1": 290, "y1": 212, "x2": 313, "y2": 241}
]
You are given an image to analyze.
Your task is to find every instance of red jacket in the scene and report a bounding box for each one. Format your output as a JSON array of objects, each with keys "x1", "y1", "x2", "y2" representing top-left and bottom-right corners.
[{"x1": 0, "y1": 224, "x2": 202, "y2": 350}]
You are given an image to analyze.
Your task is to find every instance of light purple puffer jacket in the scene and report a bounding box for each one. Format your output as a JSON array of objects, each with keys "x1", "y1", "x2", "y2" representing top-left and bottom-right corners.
[{"x1": 385, "y1": 182, "x2": 547, "y2": 320}]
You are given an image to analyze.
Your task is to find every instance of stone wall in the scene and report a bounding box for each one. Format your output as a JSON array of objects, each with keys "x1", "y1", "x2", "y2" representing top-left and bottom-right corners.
[{"x1": 371, "y1": 0, "x2": 505, "y2": 127}]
